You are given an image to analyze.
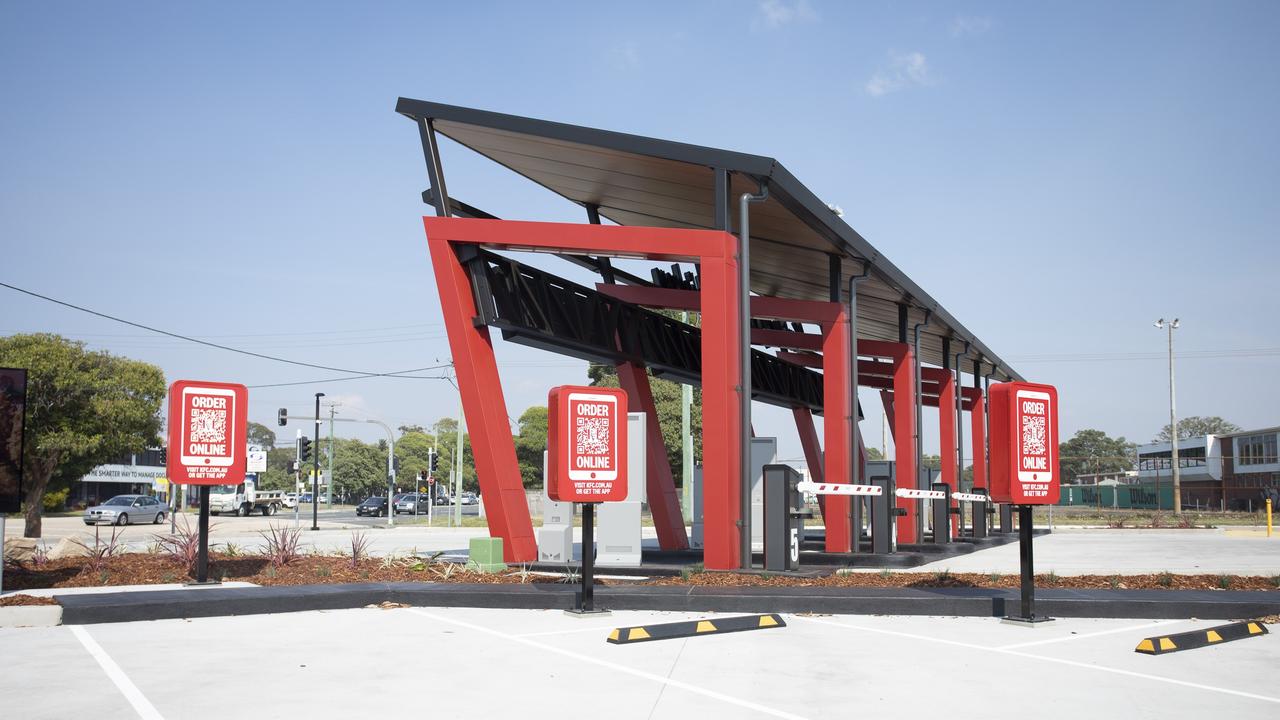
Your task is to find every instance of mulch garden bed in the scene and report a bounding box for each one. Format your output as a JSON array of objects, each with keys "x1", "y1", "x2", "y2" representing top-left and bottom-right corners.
[
  {"x1": 5, "y1": 552, "x2": 1279, "y2": 594},
  {"x1": 0, "y1": 594, "x2": 60, "y2": 607}
]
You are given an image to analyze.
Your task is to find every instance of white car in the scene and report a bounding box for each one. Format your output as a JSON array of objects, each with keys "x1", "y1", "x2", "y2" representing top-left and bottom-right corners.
[
  {"x1": 282, "y1": 493, "x2": 299, "y2": 509},
  {"x1": 83, "y1": 495, "x2": 168, "y2": 526}
]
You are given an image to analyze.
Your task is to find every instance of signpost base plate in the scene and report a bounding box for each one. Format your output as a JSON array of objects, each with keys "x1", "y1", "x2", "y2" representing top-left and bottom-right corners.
[
  {"x1": 564, "y1": 608, "x2": 612, "y2": 618},
  {"x1": 1001, "y1": 615, "x2": 1055, "y2": 627}
]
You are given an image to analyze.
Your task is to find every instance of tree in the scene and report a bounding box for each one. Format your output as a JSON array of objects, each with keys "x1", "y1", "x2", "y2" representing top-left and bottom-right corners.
[
  {"x1": 514, "y1": 406, "x2": 548, "y2": 487},
  {"x1": 0, "y1": 334, "x2": 165, "y2": 537},
  {"x1": 1059, "y1": 429, "x2": 1136, "y2": 483},
  {"x1": 1155, "y1": 416, "x2": 1240, "y2": 442},
  {"x1": 247, "y1": 422, "x2": 276, "y2": 449},
  {"x1": 329, "y1": 437, "x2": 387, "y2": 500},
  {"x1": 865, "y1": 447, "x2": 884, "y2": 461}
]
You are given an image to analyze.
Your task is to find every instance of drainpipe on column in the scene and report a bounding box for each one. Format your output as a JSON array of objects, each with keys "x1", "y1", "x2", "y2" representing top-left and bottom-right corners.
[{"x1": 738, "y1": 181, "x2": 768, "y2": 569}]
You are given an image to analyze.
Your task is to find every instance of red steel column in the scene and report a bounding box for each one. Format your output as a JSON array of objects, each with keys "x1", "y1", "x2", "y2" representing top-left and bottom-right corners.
[
  {"x1": 615, "y1": 362, "x2": 690, "y2": 550},
  {"x1": 794, "y1": 406, "x2": 826, "y2": 519},
  {"x1": 967, "y1": 388, "x2": 987, "y2": 489},
  {"x1": 894, "y1": 346, "x2": 919, "y2": 544},
  {"x1": 821, "y1": 309, "x2": 852, "y2": 552},
  {"x1": 426, "y1": 234, "x2": 537, "y2": 563},
  {"x1": 699, "y1": 238, "x2": 742, "y2": 570}
]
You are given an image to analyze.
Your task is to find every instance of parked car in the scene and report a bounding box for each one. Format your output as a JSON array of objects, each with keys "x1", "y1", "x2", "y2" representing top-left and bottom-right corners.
[
  {"x1": 83, "y1": 495, "x2": 167, "y2": 526},
  {"x1": 282, "y1": 493, "x2": 299, "y2": 509},
  {"x1": 433, "y1": 492, "x2": 451, "y2": 506},
  {"x1": 394, "y1": 493, "x2": 432, "y2": 515},
  {"x1": 356, "y1": 497, "x2": 389, "y2": 517},
  {"x1": 459, "y1": 492, "x2": 478, "y2": 506}
]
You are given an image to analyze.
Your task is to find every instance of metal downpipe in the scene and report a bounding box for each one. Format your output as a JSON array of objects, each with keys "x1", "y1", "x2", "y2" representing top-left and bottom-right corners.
[
  {"x1": 912, "y1": 311, "x2": 932, "y2": 520},
  {"x1": 848, "y1": 264, "x2": 870, "y2": 549},
  {"x1": 955, "y1": 342, "x2": 970, "y2": 490},
  {"x1": 739, "y1": 182, "x2": 768, "y2": 569}
]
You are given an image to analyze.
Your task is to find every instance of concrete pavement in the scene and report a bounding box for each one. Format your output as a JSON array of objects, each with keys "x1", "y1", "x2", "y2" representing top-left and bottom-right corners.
[{"x1": 2, "y1": 607, "x2": 1277, "y2": 719}]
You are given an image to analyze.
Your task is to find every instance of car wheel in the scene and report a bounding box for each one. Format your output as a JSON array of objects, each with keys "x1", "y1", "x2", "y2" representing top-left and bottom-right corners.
[
  {"x1": 116, "y1": 513, "x2": 128, "y2": 526},
  {"x1": 153, "y1": 512, "x2": 165, "y2": 524}
]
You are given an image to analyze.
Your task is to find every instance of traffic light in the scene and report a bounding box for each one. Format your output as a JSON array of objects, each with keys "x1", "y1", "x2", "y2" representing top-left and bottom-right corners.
[
  {"x1": 277, "y1": 408, "x2": 288, "y2": 427},
  {"x1": 299, "y1": 436, "x2": 312, "y2": 463},
  {"x1": 429, "y1": 449, "x2": 439, "y2": 474},
  {"x1": 160, "y1": 447, "x2": 168, "y2": 466}
]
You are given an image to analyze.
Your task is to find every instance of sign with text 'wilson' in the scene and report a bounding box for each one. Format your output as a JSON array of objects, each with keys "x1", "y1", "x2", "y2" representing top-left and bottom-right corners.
[
  {"x1": 547, "y1": 386, "x2": 628, "y2": 503},
  {"x1": 165, "y1": 380, "x2": 248, "y2": 486},
  {"x1": 988, "y1": 382, "x2": 1060, "y2": 504}
]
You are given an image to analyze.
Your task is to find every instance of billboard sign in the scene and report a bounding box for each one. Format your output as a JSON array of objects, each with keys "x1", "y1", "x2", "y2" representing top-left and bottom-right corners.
[
  {"x1": 988, "y1": 382, "x2": 1060, "y2": 504},
  {"x1": 165, "y1": 380, "x2": 248, "y2": 486},
  {"x1": 246, "y1": 447, "x2": 268, "y2": 473},
  {"x1": 0, "y1": 368, "x2": 26, "y2": 514},
  {"x1": 547, "y1": 386, "x2": 628, "y2": 503}
]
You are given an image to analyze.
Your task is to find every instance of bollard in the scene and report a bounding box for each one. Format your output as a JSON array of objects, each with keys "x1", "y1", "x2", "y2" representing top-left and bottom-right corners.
[
  {"x1": 971, "y1": 488, "x2": 989, "y2": 539},
  {"x1": 998, "y1": 503, "x2": 1014, "y2": 533},
  {"x1": 1268, "y1": 498, "x2": 1273, "y2": 538},
  {"x1": 931, "y1": 483, "x2": 951, "y2": 544},
  {"x1": 763, "y1": 465, "x2": 802, "y2": 571},
  {"x1": 870, "y1": 476, "x2": 893, "y2": 554}
]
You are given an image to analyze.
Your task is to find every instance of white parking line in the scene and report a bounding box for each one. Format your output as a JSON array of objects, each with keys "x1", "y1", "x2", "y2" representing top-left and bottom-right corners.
[
  {"x1": 69, "y1": 626, "x2": 165, "y2": 720},
  {"x1": 997, "y1": 620, "x2": 1180, "y2": 650},
  {"x1": 791, "y1": 616, "x2": 1280, "y2": 705},
  {"x1": 407, "y1": 608, "x2": 810, "y2": 720},
  {"x1": 513, "y1": 623, "x2": 628, "y2": 638}
]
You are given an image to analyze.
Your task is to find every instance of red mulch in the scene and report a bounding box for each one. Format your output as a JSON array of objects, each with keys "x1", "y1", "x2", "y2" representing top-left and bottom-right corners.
[{"x1": 4, "y1": 554, "x2": 1279, "y2": 593}]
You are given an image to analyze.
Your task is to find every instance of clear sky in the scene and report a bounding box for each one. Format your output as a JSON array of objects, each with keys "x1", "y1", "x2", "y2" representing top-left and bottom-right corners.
[{"x1": 3, "y1": 1, "x2": 1278, "y2": 468}]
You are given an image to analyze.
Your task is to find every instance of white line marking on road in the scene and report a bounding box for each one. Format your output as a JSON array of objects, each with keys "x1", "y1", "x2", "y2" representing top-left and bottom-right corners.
[
  {"x1": 69, "y1": 625, "x2": 165, "y2": 720},
  {"x1": 791, "y1": 616, "x2": 1280, "y2": 705},
  {"x1": 513, "y1": 623, "x2": 628, "y2": 638},
  {"x1": 407, "y1": 608, "x2": 810, "y2": 720},
  {"x1": 997, "y1": 620, "x2": 1181, "y2": 650}
]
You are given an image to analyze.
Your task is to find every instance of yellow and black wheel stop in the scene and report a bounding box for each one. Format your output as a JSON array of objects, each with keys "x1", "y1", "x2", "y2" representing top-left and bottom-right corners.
[
  {"x1": 1135, "y1": 621, "x2": 1269, "y2": 655},
  {"x1": 607, "y1": 614, "x2": 786, "y2": 644}
]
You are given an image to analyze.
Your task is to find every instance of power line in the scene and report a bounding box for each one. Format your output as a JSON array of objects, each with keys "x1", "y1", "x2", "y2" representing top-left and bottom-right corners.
[{"x1": 0, "y1": 280, "x2": 449, "y2": 378}]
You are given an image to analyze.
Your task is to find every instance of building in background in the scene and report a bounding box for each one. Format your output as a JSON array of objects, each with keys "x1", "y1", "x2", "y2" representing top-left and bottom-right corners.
[
  {"x1": 72, "y1": 448, "x2": 166, "y2": 508},
  {"x1": 1136, "y1": 426, "x2": 1279, "y2": 511}
]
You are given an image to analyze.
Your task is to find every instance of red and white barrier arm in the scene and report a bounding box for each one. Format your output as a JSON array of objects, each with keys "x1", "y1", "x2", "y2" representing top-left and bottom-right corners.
[
  {"x1": 952, "y1": 492, "x2": 989, "y2": 503},
  {"x1": 796, "y1": 481, "x2": 883, "y2": 496},
  {"x1": 895, "y1": 488, "x2": 946, "y2": 500}
]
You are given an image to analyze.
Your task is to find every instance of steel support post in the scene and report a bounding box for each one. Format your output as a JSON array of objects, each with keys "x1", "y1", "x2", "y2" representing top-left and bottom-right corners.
[
  {"x1": 937, "y1": 366, "x2": 957, "y2": 541},
  {"x1": 418, "y1": 119, "x2": 451, "y2": 218},
  {"x1": 1005, "y1": 505, "x2": 1052, "y2": 624},
  {"x1": 846, "y1": 260, "x2": 869, "y2": 551},
  {"x1": 580, "y1": 503, "x2": 596, "y2": 612}
]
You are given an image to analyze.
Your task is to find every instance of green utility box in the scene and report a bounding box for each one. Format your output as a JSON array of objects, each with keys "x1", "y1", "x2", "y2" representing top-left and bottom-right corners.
[{"x1": 465, "y1": 537, "x2": 507, "y2": 573}]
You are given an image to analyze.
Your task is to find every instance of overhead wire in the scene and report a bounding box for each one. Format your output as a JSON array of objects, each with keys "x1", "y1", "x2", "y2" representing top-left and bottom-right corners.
[{"x1": 0, "y1": 280, "x2": 449, "y2": 378}]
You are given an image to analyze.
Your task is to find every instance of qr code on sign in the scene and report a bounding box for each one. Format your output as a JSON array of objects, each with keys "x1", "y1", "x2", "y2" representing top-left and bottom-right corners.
[
  {"x1": 576, "y1": 417, "x2": 610, "y2": 455},
  {"x1": 1021, "y1": 415, "x2": 1046, "y2": 456},
  {"x1": 189, "y1": 408, "x2": 227, "y2": 443}
]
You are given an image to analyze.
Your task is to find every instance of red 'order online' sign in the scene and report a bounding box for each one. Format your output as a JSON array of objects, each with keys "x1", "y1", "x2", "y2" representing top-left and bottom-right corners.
[
  {"x1": 988, "y1": 382, "x2": 1060, "y2": 505},
  {"x1": 165, "y1": 380, "x2": 248, "y2": 486},
  {"x1": 547, "y1": 385, "x2": 628, "y2": 503}
]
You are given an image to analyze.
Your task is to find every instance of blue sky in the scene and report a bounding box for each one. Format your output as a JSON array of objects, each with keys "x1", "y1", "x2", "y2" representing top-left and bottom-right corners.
[{"x1": 3, "y1": 1, "x2": 1277, "y2": 467}]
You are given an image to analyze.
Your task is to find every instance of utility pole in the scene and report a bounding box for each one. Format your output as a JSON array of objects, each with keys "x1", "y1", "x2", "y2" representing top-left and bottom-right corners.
[
  {"x1": 1155, "y1": 318, "x2": 1181, "y2": 514},
  {"x1": 454, "y1": 380, "x2": 465, "y2": 527},
  {"x1": 326, "y1": 403, "x2": 339, "y2": 508}
]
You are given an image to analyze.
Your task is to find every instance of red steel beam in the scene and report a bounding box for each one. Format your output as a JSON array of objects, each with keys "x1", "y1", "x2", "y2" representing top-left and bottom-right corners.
[
  {"x1": 937, "y1": 369, "x2": 958, "y2": 539},
  {"x1": 821, "y1": 305, "x2": 852, "y2": 552},
  {"x1": 427, "y1": 233, "x2": 536, "y2": 563},
  {"x1": 793, "y1": 406, "x2": 827, "y2": 520},
  {"x1": 616, "y1": 362, "x2": 689, "y2": 550},
  {"x1": 965, "y1": 387, "x2": 987, "y2": 489}
]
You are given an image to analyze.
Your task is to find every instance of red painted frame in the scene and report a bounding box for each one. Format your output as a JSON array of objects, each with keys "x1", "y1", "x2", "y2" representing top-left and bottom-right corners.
[{"x1": 425, "y1": 218, "x2": 741, "y2": 567}]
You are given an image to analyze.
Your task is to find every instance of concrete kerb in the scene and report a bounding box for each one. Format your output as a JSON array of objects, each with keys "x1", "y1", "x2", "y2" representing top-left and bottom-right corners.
[{"x1": 49, "y1": 581, "x2": 1280, "y2": 625}]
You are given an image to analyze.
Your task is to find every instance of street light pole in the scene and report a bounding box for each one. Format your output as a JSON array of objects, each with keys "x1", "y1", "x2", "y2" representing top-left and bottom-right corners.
[
  {"x1": 1155, "y1": 318, "x2": 1181, "y2": 514},
  {"x1": 312, "y1": 392, "x2": 324, "y2": 531}
]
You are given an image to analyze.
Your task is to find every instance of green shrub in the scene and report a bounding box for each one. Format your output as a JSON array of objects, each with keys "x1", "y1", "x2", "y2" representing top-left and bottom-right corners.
[{"x1": 42, "y1": 488, "x2": 70, "y2": 512}]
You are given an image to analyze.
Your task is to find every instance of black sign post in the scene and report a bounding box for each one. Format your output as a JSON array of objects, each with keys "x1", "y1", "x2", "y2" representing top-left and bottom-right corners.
[
  {"x1": 567, "y1": 502, "x2": 607, "y2": 616},
  {"x1": 1004, "y1": 505, "x2": 1052, "y2": 624},
  {"x1": 191, "y1": 485, "x2": 215, "y2": 584}
]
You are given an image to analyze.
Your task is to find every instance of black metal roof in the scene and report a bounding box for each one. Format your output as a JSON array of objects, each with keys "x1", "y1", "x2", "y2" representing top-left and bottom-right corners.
[{"x1": 396, "y1": 97, "x2": 1021, "y2": 381}]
